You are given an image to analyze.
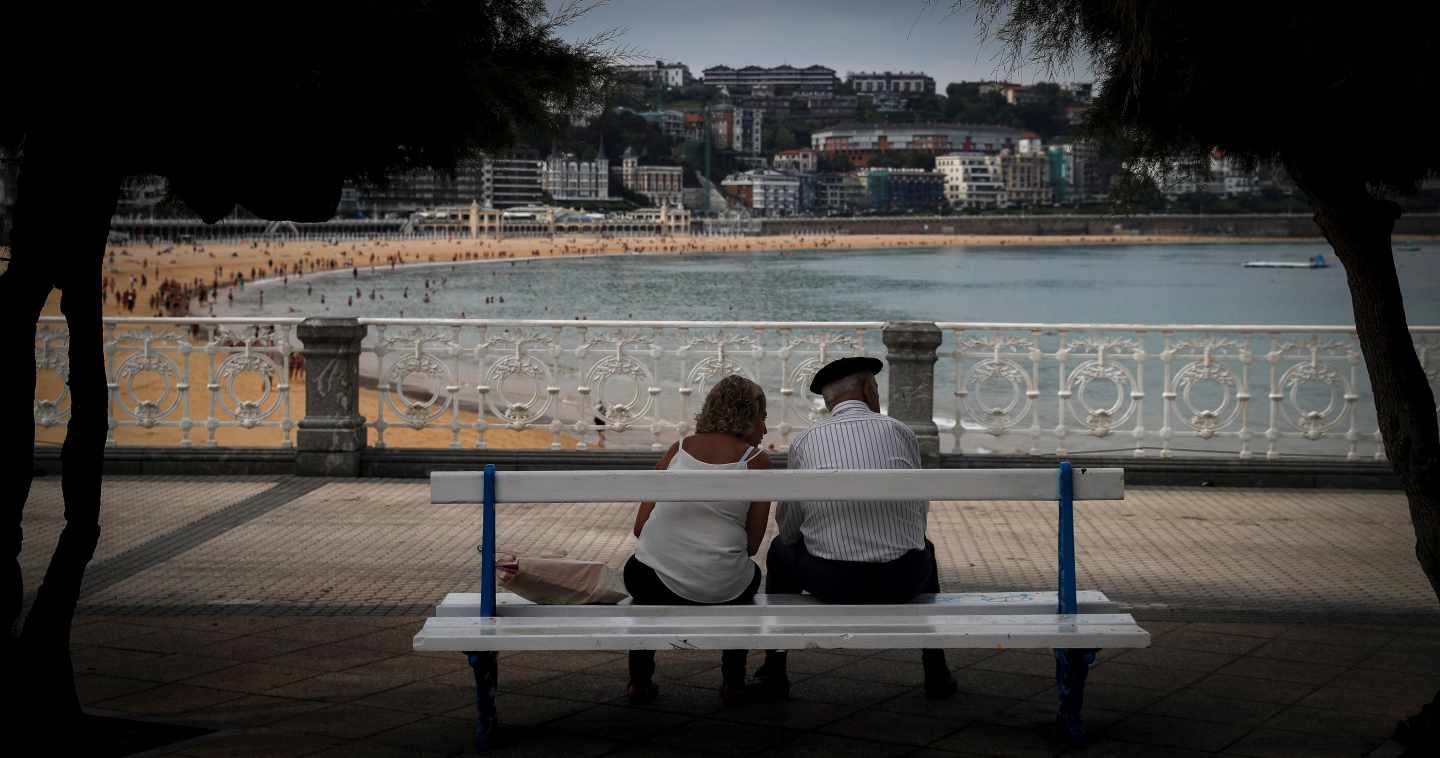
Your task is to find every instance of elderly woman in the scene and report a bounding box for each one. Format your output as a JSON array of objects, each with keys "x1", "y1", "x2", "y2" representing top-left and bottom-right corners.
[{"x1": 625, "y1": 374, "x2": 771, "y2": 707}]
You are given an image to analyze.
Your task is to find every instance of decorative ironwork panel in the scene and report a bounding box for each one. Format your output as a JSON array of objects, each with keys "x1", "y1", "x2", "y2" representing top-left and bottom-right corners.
[
  {"x1": 939, "y1": 323, "x2": 1440, "y2": 461},
  {"x1": 36, "y1": 317, "x2": 301, "y2": 447},
  {"x1": 358, "y1": 319, "x2": 881, "y2": 451}
]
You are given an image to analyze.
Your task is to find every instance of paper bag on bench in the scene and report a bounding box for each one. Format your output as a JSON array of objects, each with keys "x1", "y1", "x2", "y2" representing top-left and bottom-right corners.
[{"x1": 496, "y1": 555, "x2": 629, "y2": 604}]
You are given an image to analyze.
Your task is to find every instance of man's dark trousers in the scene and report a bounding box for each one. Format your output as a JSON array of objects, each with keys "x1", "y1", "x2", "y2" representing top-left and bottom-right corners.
[{"x1": 760, "y1": 537, "x2": 950, "y2": 680}]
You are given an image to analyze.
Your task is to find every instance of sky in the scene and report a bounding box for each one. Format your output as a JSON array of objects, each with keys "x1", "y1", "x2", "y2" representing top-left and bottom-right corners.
[{"x1": 547, "y1": 0, "x2": 1094, "y2": 89}]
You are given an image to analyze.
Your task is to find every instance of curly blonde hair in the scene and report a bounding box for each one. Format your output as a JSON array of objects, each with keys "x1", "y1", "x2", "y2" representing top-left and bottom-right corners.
[{"x1": 694, "y1": 375, "x2": 766, "y2": 437}]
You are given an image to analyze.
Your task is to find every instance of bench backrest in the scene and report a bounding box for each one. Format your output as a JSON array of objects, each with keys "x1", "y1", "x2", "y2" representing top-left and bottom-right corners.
[{"x1": 430, "y1": 463, "x2": 1123, "y2": 618}]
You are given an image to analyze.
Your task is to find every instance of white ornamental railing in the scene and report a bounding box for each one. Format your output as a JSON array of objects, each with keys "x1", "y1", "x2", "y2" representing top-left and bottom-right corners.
[
  {"x1": 32, "y1": 317, "x2": 1440, "y2": 460},
  {"x1": 358, "y1": 319, "x2": 881, "y2": 450},
  {"x1": 36, "y1": 317, "x2": 303, "y2": 447},
  {"x1": 939, "y1": 323, "x2": 1440, "y2": 460}
]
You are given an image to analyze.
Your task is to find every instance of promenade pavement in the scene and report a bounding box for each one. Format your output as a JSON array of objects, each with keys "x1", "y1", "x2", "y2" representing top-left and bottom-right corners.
[{"x1": 17, "y1": 475, "x2": 1440, "y2": 757}]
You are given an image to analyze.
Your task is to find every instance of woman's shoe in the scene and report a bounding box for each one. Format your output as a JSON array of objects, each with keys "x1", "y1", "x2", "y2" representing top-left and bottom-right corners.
[{"x1": 626, "y1": 680, "x2": 660, "y2": 704}]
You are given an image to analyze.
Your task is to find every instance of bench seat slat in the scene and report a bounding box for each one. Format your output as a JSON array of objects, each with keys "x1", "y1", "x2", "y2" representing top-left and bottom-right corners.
[
  {"x1": 426, "y1": 613, "x2": 1141, "y2": 630},
  {"x1": 414, "y1": 616, "x2": 1150, "y2": 651},
  {"x1": 434, "y1": 591, "x2": 1119, "y2": 618},
  {"x1": 431, "y1": 468, "x2": 1124, "y2": 504}
]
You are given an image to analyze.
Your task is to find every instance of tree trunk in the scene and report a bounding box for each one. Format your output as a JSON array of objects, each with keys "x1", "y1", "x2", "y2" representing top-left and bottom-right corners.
[
  {"x1": 1287, "y1": 162, "x2": 1440, "y2": 604},
  {"x1": 1, "y1": 134, "x2": 119, "y2": 723}
]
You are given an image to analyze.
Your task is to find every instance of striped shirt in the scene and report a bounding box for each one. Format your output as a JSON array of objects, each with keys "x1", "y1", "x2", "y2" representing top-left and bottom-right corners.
[{"x1": 776, "y1": 400, "x2": 927, "y2": 562}]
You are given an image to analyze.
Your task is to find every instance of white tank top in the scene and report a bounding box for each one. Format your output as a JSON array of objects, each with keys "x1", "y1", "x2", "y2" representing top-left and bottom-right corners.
[{"x1": 634, "y1": 440, "x2": 762, "y2": 603}]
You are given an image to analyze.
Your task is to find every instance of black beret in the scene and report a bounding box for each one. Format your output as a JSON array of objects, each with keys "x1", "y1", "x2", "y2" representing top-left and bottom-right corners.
[{"x1": 809, "y1": 356, "x2": 884, "y2": 394}]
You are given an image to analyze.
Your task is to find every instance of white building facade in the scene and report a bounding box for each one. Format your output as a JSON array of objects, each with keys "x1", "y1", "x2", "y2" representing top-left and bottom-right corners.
[
  {"x1": 617, "y1": 60, "x2": 694, "y2": 88},
  {"x1": 617, "y1": 152, "x2": 684, "y2": 207},
  {"x1": 721, "y1": 170, "x2": 801, "y2": 216},
  {"x1": 541, "y1": 154, "x2": 610, "y2": 202},
  {"x1": 937, "y1": 152, "x2": 1004, "y2": 208},
  {"x1": 846, "y1": 71, "x2": 936, "y2": 95}
]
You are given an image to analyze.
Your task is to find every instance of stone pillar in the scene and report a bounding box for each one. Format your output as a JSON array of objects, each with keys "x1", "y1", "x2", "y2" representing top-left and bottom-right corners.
[
  {"x1": 297, "y1": 318, "x2": 367, "y2": 476},
  {"x1": 883, "y1": 321, "x2": 942, "y2": 466}
]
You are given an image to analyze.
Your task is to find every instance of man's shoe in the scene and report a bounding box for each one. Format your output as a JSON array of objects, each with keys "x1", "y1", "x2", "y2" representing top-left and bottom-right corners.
[
  {"x1": 626, "y1": 681, "x2": 659, "y2": 704},
  {"x1": 924, "y1": 672, "x2": 958, "y2": 700},
  {"x1": 744, "y1": 671, "x2": 790, "y2": 702}
]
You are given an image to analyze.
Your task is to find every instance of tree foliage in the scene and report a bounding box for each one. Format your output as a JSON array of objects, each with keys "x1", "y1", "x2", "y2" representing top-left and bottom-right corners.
[{"x1": 2, "y1": 1, "x2": 617, "y2": 222}]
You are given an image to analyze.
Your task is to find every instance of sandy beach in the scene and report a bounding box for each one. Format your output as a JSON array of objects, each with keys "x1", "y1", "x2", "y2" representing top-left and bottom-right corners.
[
  {"x1": 11, "y1": 229, "x2": 1433, "y2": 449},
  {"x1": 1, "y1": 231, "x2": 1390, "y2": 319}
]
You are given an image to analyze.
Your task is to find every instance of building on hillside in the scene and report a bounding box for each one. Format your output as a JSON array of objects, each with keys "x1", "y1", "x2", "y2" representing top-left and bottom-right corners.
[
  {"x1": 542, "y1": 153, "x2": 609, "y2": 202},
  {"x1": 488, "y1": 153, "x2": 545, "y2": 208},
  {"x1": 709, "y1": 105, "x2": 764, "y2": 155},
  {"x1": 1061, "y1": 82, "x2": 1094, "y2": 102},
  {"x1": 937, "y1": 152, "x2": 1004, "y2": 208},
  {"x1": 997, "y1": 144, "x2": 1053, "y2": 207},
  {"x1": 639, "y1": 110, "x2": 685, "y2": 139},
  {"x1": 703, "y1": 64, "x2": 838, "y2": 94},
  {"x1": 616, "y1": 60, "x2": 694, "y2": 88},
  {"x1": 721, "y1": 170, "x2": 801, "y2": 216},
  {"x1": 846, "y1": 71, "x2": 936, "y2": 96},
  {"x1": 772, "y1": 148, "x2": 819, "y2": 173},
  {"x1": 855, "y1": 168, "x2": 946, "y2": 213},
  {"x1": 683, "y1": 112, "x2": 709, "y2": 142},
  {"x1": 615, "y1": 149, "x2": 684, "y2": 207},
  {"x1": 799, "y1": 92, "x2": 860, "y2": 120},
  {"x1": 812, "y1": 124, "x2": 1024, "y2": 167},
  {"x1": 1149, "y1": 151, "x2": 1261, "y2": 198},
  {"x1": 814, "y1": 173, "x2": 866, "y2": 215},
  {"x1": 978, "y1": 81, "x2": 1049, "y2": 106}
]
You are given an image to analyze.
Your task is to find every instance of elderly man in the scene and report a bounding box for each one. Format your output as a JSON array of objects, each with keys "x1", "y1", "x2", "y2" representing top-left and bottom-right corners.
[{"x1": 749, "y1": 356, "x2": 957, "y2": 701}]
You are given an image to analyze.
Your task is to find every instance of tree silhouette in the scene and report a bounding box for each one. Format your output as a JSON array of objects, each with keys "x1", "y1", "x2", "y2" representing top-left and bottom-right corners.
[
  {"x1": 1, "y1": 0, "x2": 611, "y2": 729},
  {"x1": 961, "y1": 0, "x2": 1440, "y2": 746}
]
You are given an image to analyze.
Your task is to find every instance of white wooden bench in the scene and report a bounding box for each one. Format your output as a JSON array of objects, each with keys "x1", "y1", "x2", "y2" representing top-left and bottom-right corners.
[{"x1": 419, "y1": 462, "x2": 1146, "y2": 750}]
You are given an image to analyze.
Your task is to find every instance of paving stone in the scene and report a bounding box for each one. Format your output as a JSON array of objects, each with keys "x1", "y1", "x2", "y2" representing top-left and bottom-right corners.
[
  {"x1": 766, "y1": 733, "x2": 916, "y2": 758},
  {"x1": 1355, "y1": 649, "x2": 1440, "y2": 676},
  {"x1": 355, "y1": 679, "x2": 475, "y2": 715},
  {"x1": 1248, "y1": 638, "x2": 1376, "y2": 667},
  {"x1": 197, "y1": 634, "x2": 320, "y2": 662},
  {"x1": 435, "y1": 662, "x2": 565, "y2": 692},
  {"x1": 545, "y1": 703, "x2": 690, "y2": 739},
  {"x1": 517, "y1": 671, "x2": 632, "y2": 703},
  {"x1": 787, "y1": 674, "x2": 913, "y2": 707},
  {"x1": 1186, "y1": 673, "x2": 1321, "y2": 705},
  {"x1": 69, "y1": 621, "x2": 164, "y2": 646},
  {"x1": 1106, "y1": 712, "x2": 1252, "y2": 752},
  {"x1": 260, "y1": 645, "x2": 398, "y2": 673},
  {"x1": 1297, "y1": 683, "x2": 1433, "y2": 718},
  {"x1": 1260, "y1": 705, "x2": 1398, "y2": 738},
  {"x1": 709, "y1": 698, "x2": 859, "y2": 730},
  {"x1": 1142, "y1": 688, "x2": 1286, "y2": 726},
  {"x1": 269, "y1": 702, "x2": 428, "y2": 740},
  {"x1": 171, "y1": 694, "x2": 331, "y2": 730},
  {"x1": 991, "y1": 698, "x2": 1126, "y2": 733},
  {"x1": 111, "y1": 627, "x2": 242, "y2": 656},
  {"x1": 368, "y1": 714, "x2": 480, "y2": 754},
  {"x1": 968, "y1": 651, "x2": 1057, "y2": 678},
  {"x1": 97, "y1": 682, "x2": 250, "y2": 716},
  {"x1": 1103, "y1": 645, "x2": 1237, "y2": 673},
  {"x1": 1031, "y1": 682, "x2": 1170, "y2": 713},
  {"x1": 606, "y1": 682, "x2": 729, "y2": 716},
  {"x1": 503, "y1": 650, "x2": 627, "y2": 672},
  {"x1": 1278, "y1": 624, "x2": 1396, "y2": 649},
  {"x1": 263, "y1": 670, "x2": 409, "y2": 703},
  {"x1": 1085, "y1": 661, "x2": 1207, "y2": 692},
  {"x1": 256, "y1": 618, "x2": 404, "y2": 644},
  {"x1": 951, "y1": 669, "x2": 1054, "y2": 700},
  {"x1": 165, "y1": 729, "x2": 340, "y2": 758},
  {"x1": 479, "y1": 726, "x2": 619, "y2": 758},
  {"x1": 1326, "y1": 668, "x2": 1436, "y2": 697},
  {"x1": 182, "y1": 661, "x2": 321, "y2": 694},
  {"x1": 647, "y1": 718, "x2": 790, "y2": 755},
  {"x1": 931, "y1": 723, "x2": 1059, "y2": 757},
  {"x1": 98, "y1": 652, "x2": 240, "y2": 683},
  {"x1": 1153, "y1": 631, "x2": 1270, "y2": 657},
  {"x1": 818, "y1": 707, "x2": 960, "y2": 746},
  {"x1": 75, "y1": 674, "x2": 163, "y2": 706},
  {"x1": 1213, "y1": 657, "x2": 1347, "y2": 686},
  {"x1": 875, "y1": 690, "x2": 1023, "y2": 723},
  {"x1": 1221, "y1": 727, "x2": 1385, "y2": 757},
  {"x1": 1186, "y1": 623, "x2": 1289, "y2": 639}
]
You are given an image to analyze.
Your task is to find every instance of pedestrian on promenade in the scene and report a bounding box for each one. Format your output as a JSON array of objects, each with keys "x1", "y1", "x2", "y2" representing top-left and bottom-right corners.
[{"x1": 747, "y1": 357, "x2": 957, "y2": 701}]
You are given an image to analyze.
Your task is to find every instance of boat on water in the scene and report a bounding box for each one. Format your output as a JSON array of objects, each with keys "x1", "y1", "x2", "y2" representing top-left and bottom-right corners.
[{"x1": 1243, "y1": 254, "x2": 1328, "y2": 269}]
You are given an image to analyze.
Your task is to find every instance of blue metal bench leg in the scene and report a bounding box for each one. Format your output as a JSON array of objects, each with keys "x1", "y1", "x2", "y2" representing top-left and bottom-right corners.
[
  {"x1": 1055, "y1": 647, "x2": 1097, "y2": 747},
  {"x1": 467, "y1": 651, "x2": 498, "y2": 752}
]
